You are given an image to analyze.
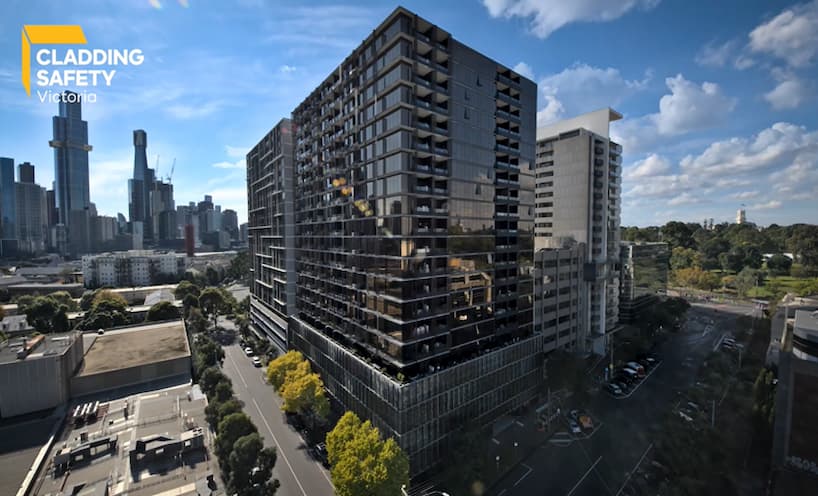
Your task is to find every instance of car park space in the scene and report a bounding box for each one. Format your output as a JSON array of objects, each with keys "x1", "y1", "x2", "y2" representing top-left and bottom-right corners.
[{"x1": 605, "y1": 353, "x2": 662, "y2": 399}]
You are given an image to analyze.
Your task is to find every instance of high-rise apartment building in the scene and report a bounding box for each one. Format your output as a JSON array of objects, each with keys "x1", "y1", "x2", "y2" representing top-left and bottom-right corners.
[
  {"x1": 50, "y1": 91, "x2": 93, "y2": 256},
  {"x1": 534, "y1": 243, "x2": 587, "y2": 354},
  {"x1": 129, "y1": 129, "x2": 156, "y2": 242},
  {"x1": 535, "y1": 109, "x2": 623, "y2": 354},
  {"x1": 15, "y1": 162, "x2": 48, "y2": 254},
  {"x1": 247, "y1": 119, "x2": 296, "y2": 351},
  {"x1": 276, "y1": 7, "x2": 539, "y2": 474},
  {"x1": 82, "y1": 250, "x2": 187, "y2": 288},
  {"x1": 151, "y1": 179, "x2": 176, "y2": 242},
  {"x1": 221, "y1": 209, "x2": 239, "y2": 240},
  {"x1": 0, "y1": 157, "x2": 17, "y2": 256}
]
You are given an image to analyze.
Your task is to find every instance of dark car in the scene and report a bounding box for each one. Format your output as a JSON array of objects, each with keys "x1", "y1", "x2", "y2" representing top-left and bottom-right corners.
[
  {"x1": 313, "y1": 443, "x2": 329, "y2": 468},
  {"x1": 612, "y1": 380, "x2": 630, "y2": 392}
]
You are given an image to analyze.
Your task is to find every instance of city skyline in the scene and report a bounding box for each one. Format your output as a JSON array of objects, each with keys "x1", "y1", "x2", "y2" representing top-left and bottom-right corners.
[{"x1": 0, "y1": 0, "x2": 816, "y2": 227}]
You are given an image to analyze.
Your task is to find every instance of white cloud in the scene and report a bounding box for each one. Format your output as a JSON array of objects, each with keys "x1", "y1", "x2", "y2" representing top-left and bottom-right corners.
[
  {"x1": 654, "y1": 75, "x2": 736, "y2": 135},
  {"x1": 733, "y1": 55, "x2": 756, "y2": 70},
  {"x1": 482, "y1": 0, "x2": 660, "y2": 39},
  {"x1": 667, "y1": 192, "x2": 701, "y2": 206},
  {"x1": 166, "y1": 100, "x2": 226, "y2": 120},
  {"x1": 536, "y1": 95, "x2": 565, "y2": 126},
  {"x1": 748, "y1": 0, "x2": 818, "y2": 67},
  {"x1": 749, "y1": 200, "x2": 783, "y2": 210},
  {"x1": 695, "y1": 40, "x2": 737, "y2": 67},
  {"x1": 537, "y1": 63, "x2": 650, "y2": 125},
  {"x1": 212, "y1": 159, "x2": 246, "y2": 170},
  {"x1": 512, "y1": 62, "x2": 535, "y2": 80},
  {"x1": 680, "y1": 122, "x2": 817, "y2": 178},
  {"x1": 764, "y1": 77, "x2": 811, "y2": 110},
  {"x1": 623, "y1": 153, "x2": 671, "y2": 179},
  {"x1": 225, "y1": 145, "x2": 249, "y2": 158},
  {"x1": 280, "y1": 65, "x2": 297, "y2": 73},
  {"x1": 729, "y1": 191, "x2": 760, "y2": 200}
]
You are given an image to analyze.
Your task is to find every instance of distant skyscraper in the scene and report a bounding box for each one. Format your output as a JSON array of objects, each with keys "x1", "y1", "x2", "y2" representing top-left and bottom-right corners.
[
  {"x1": 129, "y1": 129, "x2": 154, "y2": 242},
  {"x1": 535, "y1": 108, "x2": 623, "y2": 355},
  {"x1": 221, "y1": 209, "x2": 238, "y2": 239},
  {"x1": 50, "y1": 91, "x2": 92, "y2": 255},
  {"x1": 736, "y1": 208, "x2": 746, "y2": 225},
  {"x1": 15, "y1": 163, "x2": 48, "y2": 254},
  {"x1": 0, "y1": 157, "x2": 17, "y2": 256}
]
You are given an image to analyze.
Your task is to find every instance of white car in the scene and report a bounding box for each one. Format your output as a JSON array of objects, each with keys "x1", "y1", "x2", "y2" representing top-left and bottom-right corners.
[
  {"x1": 252, "y1": 357, "x2": 262, "y2": 367},
  {"x1": 569, "y1": 420, "x2": 581, "y2": 434},
  {"x1": 244, "y1": 347, "x2": 254, "y2": 356}
]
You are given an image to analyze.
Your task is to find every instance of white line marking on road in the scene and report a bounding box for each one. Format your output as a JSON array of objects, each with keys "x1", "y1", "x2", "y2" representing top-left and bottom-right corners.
[
  {"x1": 514, "y1": 420, "x2": 525, "y2": 428},
  {"x1": 252, "y1": 398, "x2": 309, "y2": 496},
  {"x1": 492, "y1": 438, "x2": 500, "y2": 445},
  {"x1": 226, "y1": 350, "x2": 249, "y2": 389},
  {"x1": 497, "y1": 490, "x2": 507, "y2": 496},
  {"x1": 615, "y1": 442, "x2": 653, "y2": 496},
  {"x1": 514, "y1": 464, "x2": 532, "y2": 487},
  {"x1": 566, "y1": 456, "x2": 602, "y2": 496}
]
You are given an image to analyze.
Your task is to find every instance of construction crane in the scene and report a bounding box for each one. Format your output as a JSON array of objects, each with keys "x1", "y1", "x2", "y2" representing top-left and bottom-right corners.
[{"x1": 165, "y1": 158, "x2": 176, "y2": 184}]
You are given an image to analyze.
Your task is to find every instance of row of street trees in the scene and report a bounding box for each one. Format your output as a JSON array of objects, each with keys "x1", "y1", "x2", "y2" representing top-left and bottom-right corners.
[
  {"x1": 265, "y1": 351, "x2": 410, "y2": 495},
  {"x1": 192, "y1": 333, "x2": 279, "y2": 495}
]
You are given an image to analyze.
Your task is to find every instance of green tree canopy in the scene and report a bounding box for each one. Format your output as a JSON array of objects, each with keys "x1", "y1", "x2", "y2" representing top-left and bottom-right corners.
[
  {"x1": 48, "y1": 291, "x2": 78, "y2": 311},
  {"x1": 766, "y1": 254, "x2": 792, "y2": 276},
  {"x1": 24, "y1": 296, "x2": 61, "y2": 332},
  {"x1": 228, "y1": 433, "x2": 265, "y2": 494},
  {"x1": 205, "y1": 398, "x2": 243, "y2": 429},
  {"x1": 199, "y1": 287, "x2": 227, "y2": 328},
  {"x1": 216, "y1": 412, "x2": 258, "y2": 462},
  {"x1": 200, "y1": 366, "x2": 229, "y2": 397},
  {"x1": 326, "y1": 411, "x2": 410, "y2": 496},
  {"x1": 661, "y1": 221, "x2": 696, "y2": 250},
  {"x1": 145, "y1": 301, "x2": 181, "y2": 322},
  {"x1": 174, "y1": 280, "x2": 202, "y2": 301},
  {"x1": 187, "y1": 307, "x2": 209, "y2": 334}
]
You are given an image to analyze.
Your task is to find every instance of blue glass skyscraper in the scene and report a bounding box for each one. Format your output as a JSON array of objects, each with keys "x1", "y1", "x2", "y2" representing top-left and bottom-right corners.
[
  {"x1": 0, "y1": 156, "x2": 17, "y2": 256},
  {"x1": 50, "y1": 91, "x2": 92, "y2": 255}
]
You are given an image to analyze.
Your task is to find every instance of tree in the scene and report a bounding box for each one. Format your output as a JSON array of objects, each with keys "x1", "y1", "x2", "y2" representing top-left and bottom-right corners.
[
  {"x1": 199, "y1": 287, "x2": 227, "y2": 329},
  {"x1": 735, "y1": 267, "x2": 761, "y2": 297},
  {"x1": 227, "y1": 251, "x2": 251, "y2": 284},
  {"x1": 193, "y1": 335, "x2": 225, "y2": 371},
  {"x1": 206, "y1": 398, "x2": 243, "y2": 429},
  {"x1": 719, "y1": 250, "x2": 744, "y2": 273},
  {"x1": 216, "y1": 412, "x2": 258, "y2": 463},
  {"x1": 228, "y1": 433, "x2": 265, "y2": 494},
  {"x1": 266, "y1": 351, "x2": 308, "y2": 391},
  {"x1": 206, "y1": 266, "x2": 222, "y2": 286},
  {"x1": 796, "y1": 279, "x2": 818, "y2": 297},
  {"x1": 200, "y1": 366, "x2": 229, "y2": 397},
  {"x1": 214, "y1": 379, "x2": 234, "y2": 403},
  {"x1": 174, "y1": 280, "x2": 201, "y2": 301},
  {"x1": 670, "y1": 247, "x2": 701, "y2": 270},
  {"x1": 280, "y1": 363, "x2": 330, "y2": 421},
  {"x1": 79, "y1": 290, "x2": 96, "y2": 311},
  {"x1": 326, "y1": 411, "x2": 410, "y2": 496},
  {"x1": 145, "y1": 301, "x2": 181, "y2": 322},
  {"x1": 661, "y1": 221, "x2": 696, "y2": 250},
  {"x1": 253, "y1": 446, "x2": 281, "y2": 495},
  {"x1": 700, "y1": 237, "x2": 731, "y2": 270},
  {"x1": 24, "y1": 296, "x2": 60, "y2": 332},
  {"x1": 48, "y1": 291, "x2": 78, "y2": 311},
  {"x1": 188, "y1": 307, "x2": 209, "y2": 334},
  {"x1": 91, "y1": 290, "x2": 128, "y2": 311},
  {"x1": 766, "y1": 254, "x2": 793, "y2": 276}
]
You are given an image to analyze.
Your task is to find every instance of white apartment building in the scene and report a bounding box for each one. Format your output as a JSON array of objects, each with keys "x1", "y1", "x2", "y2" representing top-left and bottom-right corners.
[{"x1": 82, "y1": 250, "x2": 188, "y2": 288}]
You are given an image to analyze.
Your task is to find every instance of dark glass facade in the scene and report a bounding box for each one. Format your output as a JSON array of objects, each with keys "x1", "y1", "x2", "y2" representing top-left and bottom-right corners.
[
  {"x1": 247, "y1": 119, "x2": 296, "y2": 351},
  {"x1": 283, "y1": 7, "x2": 540, "y2": 475},
  {"x1": 619, "y1": 242, "x2": 669, "y2": 323}
]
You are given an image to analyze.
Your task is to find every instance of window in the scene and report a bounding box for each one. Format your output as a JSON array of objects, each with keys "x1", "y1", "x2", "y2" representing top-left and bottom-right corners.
[
  {"x1": 464, "y1": 89, "x2": 470, "y2": 101},
  {"x1": 464, "y1": 108, "x2": 470, "y2": 120}
]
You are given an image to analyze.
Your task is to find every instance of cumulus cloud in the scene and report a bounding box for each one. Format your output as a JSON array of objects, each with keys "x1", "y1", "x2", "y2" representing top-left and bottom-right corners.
[
  {"x1": 623, "y1": 153, "x2": 672, "y2": 179},
  {"x1": 667, "y1": 192, "x2": 702, "y2": 206},
  {"x1": 749, "y1": 200, "x2": 783, "y2": 210},
  {"x1": 212, "y1": 159, "x2": 246, "y2": 170},
  {"x1": 612, "y1": 74, "x2": 735, "y2": 153},
  {"x1": 764, "y1": 76, "x2": 811, "y2": 110},
  {"x1": 482, "y1": 0, "x2": 659, "y2": 38},
  {"x1": 225, "y1": 145, "x2": 249, "y2": 158},
  {"x1": 695, "y1": 40, "x2": 738, "y2": 67},
  {"x1": 729, "y1": 191, "x2": 760, "y2": 200},
  {"x1": 513, "y1": 61, "x2": 535, "y2": 80},
  {"x1": 748, "y1": 0, "x2": 818, "y2": 67},
  {"x1": 536, "y1": 63, "x2": 650, "y2": 125}
]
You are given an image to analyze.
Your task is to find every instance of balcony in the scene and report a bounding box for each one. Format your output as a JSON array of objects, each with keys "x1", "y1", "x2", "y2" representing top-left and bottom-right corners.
[
  {"x1": 495, "y1": 127, "x2": 520, "y2": 139},
  {"x1": 495, "y1": 143, "x2": 520, "y2": 154},
  {"x1": 496, "y1": 109, "x2": 521, "y2": 122},
  {"x1": 496, "y1": 160, "x2": 519, "y2": 171},
  {"x1": 496, "y1": 73, "x2": 519, "y2": 87},
  {"x1": 415, "y1": 31, "x2": 431, "y2": 44},
  {"x1": 495, "y1": 91, "x2": 520, "y2": 105}
]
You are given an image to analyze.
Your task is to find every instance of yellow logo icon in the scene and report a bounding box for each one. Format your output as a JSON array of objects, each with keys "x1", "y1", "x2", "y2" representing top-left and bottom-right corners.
[{"x1": 21, "y1": 25, "x2": 87, "y2": 96}]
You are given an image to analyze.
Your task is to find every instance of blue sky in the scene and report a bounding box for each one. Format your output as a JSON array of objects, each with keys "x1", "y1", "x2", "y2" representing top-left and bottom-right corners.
[{"x1": 1, "y1": 0, "x2": 816, "y2": 226}]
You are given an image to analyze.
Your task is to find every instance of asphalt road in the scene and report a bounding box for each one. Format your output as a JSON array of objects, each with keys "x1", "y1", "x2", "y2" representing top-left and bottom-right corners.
[
  {"x1": 493, "y1": 301, "x2": 756, "y2": 496},
  {"x1": 221, "y1": 343, "x2": 334, "y2": 496}
]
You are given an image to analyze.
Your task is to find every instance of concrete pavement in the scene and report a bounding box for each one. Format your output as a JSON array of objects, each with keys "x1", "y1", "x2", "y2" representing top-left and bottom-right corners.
[{"x1": 221, "y1": 343, "x2": 334, "y2": 496}]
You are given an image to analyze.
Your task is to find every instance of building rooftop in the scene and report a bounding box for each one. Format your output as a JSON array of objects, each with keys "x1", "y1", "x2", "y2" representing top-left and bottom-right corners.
[
  {"x1": 33, "y1": 383, "x2": 218, "y2": 496},
  {"x1": 794, "y1": 310, "x2": 818, "y2": 334},
  {"x1": 536, "y1": 108, "x2": 622, "y2": 141},
  {"x1": 0, "y1": 332, "x2": 79, "y2": 365},
  {"x1": 76, "y1": 320, "x2": 189, "y2": 376}
]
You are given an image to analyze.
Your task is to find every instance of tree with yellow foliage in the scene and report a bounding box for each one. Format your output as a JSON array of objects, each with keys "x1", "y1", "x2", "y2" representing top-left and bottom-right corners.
[
  {"x1": 266, "y1": 350, "x2": 306, "y2": 391},
  {"x1": 326, "y1": 411, "x2": 409, "y2": 496}
]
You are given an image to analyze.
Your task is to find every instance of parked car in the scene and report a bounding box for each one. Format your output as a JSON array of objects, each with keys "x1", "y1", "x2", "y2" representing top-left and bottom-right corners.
[
  {"x1": 313, "y1": 443, "x2": 329, "y2": 467},
  {"x1": 579, "y1": 415, "x2": 594, "y2": 430},
  {"x1": 606, "y1": 383, "x2": 623, "y2": 396},
  {"x1": 621, "y1": 367, "x2": 640, "y2": 380},
  {"x1": 569, "y1": 420, "x2": 581, "y2": 434},
  {"x1": 568, "y1": 409, "x2": 580, "y2": 421},
  {"x1": 244, "y1": 347, "x2": 254, "y2": 356},
  {"x1": 252, "y1": 357, "x2": 262, "y2": 367},
  {"x1": 626, "y1": 362, "x2": 646, "y2": 377},
  {"x1": 677, "y1": 410, "x2": 694, "y2": 422},
  {"x1": 614, "y1": 373, "x2": 635, "y2": 385},
  {"x1": 612, "y1": 380, "x2": 630, "y2": 392}
]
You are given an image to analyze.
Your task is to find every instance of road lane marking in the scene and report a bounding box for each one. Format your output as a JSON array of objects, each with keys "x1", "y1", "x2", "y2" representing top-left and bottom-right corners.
[
  {"x1": 226, "y1": 349, "x2": 249, "y2": 389},
  {"x1": 615, "y1": 442, "x2": 653, "y2": 496},
  {"x1": 566, "y1": 456, "x2": 602, "y2": 496},
  {"x1": 252, "y1": 397, "x2": 309, "y2": 496},
  {"x1": 514, "y1": 464, "x2": 532, "y2": 487}
]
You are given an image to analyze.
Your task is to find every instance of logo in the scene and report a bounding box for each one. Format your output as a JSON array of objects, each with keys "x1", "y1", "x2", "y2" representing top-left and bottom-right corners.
[{"x1": 21, "y1": 24, "x2": 144, "y2": 102}]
